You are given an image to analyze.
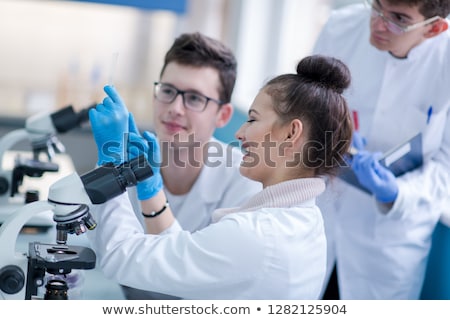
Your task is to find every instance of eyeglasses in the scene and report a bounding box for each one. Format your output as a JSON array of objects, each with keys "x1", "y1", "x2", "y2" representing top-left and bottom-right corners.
[
  {"x1": 365, "y1": 0, "x2": 440, "y2": 35},
  {"x1": 153, "y1": 82, "x2": 224, "y2": 112}
]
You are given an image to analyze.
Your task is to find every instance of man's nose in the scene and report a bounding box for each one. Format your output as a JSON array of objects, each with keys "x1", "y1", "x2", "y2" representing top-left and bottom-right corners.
[
  {"x1": 167, "y1": 93, "x2": 186, "y2": 114},
  {"x1": 372, "y1": 13, "x2": 389, "y2": 32}
]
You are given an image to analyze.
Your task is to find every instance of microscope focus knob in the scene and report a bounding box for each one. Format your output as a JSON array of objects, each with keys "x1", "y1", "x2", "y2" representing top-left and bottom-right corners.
[{"x1": 0, "y1": 265, "x2": 25, "y2": 294}]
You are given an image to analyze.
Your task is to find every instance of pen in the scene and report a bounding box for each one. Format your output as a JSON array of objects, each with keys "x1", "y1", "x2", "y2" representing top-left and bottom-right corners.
[{"x1": 427, "y1": 105, "x2": 433, "y2": 125}]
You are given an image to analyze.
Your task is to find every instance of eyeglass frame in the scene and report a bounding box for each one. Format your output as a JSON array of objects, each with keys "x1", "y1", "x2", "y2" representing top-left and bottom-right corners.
[
  {"x1": 365, "y1": 0, "x2": 441, "y2": 35},
  {"x1": 153, "y1": 82, "x2": 225, "y2": 112}
]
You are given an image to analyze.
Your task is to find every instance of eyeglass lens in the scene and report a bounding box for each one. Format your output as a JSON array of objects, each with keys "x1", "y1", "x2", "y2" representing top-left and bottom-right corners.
[
  {"x1": 155, "y1": 83, "x2": 209, "y2": 111},
  {"x1": 369, "y1": 1, "x2": 405, "y2": 34}
]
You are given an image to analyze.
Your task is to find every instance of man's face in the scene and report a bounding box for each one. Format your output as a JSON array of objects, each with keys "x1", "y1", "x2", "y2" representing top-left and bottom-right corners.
[
  {"x1": 153, "y1": 62, "x2": 225, "y2": 149},
  {"x1": 368, "y1": 0, "x2": 434, "y2": 57}
]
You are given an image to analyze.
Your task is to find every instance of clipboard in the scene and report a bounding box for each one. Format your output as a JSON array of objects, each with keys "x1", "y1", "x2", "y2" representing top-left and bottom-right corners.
[{"x1": 338, "y1": 132, "x2": 423, "y2": 194}]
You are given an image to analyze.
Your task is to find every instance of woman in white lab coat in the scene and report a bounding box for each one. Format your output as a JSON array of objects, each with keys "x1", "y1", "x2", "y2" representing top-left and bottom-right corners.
[
  {"x1": 313, "y1": 1, "x2": 450, "y2": 299},
  {"x1": 87, "y1": 55, "x2": 353, "y2": 299}
]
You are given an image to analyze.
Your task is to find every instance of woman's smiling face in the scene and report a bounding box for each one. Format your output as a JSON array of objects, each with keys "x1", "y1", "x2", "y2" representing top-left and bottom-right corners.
[{"x1": 235, "y1": 89, "x2": 289, "y2": 187}]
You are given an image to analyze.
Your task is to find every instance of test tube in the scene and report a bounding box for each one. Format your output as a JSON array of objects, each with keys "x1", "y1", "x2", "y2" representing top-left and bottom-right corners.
[{"x1": 109, "y1": 52, "x2": 119, "y2": 86}]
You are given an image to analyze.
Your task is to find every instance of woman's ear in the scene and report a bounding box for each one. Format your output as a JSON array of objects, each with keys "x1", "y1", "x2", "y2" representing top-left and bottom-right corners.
[
  {"x1": 286, "y1": 119, "x2": 303, "y2": 143},
  {"x1": 424, "y1": 18, "x2": 448, "y2": 38}
]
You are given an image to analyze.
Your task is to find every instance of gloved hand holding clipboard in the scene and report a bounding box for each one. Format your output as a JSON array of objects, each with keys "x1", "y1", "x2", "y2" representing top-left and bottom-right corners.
[{"x1": 339, "y1": 132, "x2": 423, "y2": 197}]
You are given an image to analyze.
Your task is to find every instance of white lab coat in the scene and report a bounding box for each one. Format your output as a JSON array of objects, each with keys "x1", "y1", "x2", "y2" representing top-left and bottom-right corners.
[
  {"x1": 87, "y1": 178, "x2": 327, "y2": 299},
  {"x1": 313, "y1": 4, "x2": 450, "y2": 299},
  {"x1": 124, "y1": 138, "x2": 262, "y2": 298}
]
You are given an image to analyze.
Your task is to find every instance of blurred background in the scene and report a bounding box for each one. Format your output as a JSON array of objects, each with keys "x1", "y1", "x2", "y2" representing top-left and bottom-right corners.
[{"x1": 0, "y1": 0, "x2": 359, "y2": 123}]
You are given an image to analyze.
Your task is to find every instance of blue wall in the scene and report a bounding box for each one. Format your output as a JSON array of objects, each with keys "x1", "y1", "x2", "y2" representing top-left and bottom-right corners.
[
  {"x1": 421, "y1": 222, "x2": 450, "y2": 299},
  {"x1": 213, "y1": 107, "x2": 247, "y2": 145},
  {"x1": 71, "y1": 0, "x2": 187, "y2": 13}
]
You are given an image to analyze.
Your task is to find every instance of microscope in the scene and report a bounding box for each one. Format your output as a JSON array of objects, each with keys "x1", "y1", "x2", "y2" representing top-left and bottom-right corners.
[
  {"x1": 0, "y1": 104, "x2": 95, "y2": 227},
  {"x1": 0, "y1": 155, "x2": 152, "y2": 300}
]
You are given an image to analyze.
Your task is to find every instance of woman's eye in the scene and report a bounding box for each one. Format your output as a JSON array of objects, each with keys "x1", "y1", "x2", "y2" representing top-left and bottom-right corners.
[{"x1": 247, "y1": 119, "x2": 255, "y2": 123}]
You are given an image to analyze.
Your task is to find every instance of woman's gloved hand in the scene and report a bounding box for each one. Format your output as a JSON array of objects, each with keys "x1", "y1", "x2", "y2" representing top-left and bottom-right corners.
[
  {"x1": 351, "y1": 151, "x2": 399, "y2": 203},
  {"x1": 89, "y1": 85, "x2": 129, "y2": 166},
  {"x1": 128, "y1": 114, "x2": 163, "y2": 200}
]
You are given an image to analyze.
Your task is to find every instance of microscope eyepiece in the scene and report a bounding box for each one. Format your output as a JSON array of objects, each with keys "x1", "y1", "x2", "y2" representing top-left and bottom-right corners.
[
  {"x1": 50, "y1": 104, "x2": 96, "y2": 133},
  {"x1": 81, "y1": 155, "x2": 153, "y2": 204}
]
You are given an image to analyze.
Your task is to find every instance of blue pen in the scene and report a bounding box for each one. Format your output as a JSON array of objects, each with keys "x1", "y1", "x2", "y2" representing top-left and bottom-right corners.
[{"x1": 427, "y1": 106, "x2": 433, "y2": 124}]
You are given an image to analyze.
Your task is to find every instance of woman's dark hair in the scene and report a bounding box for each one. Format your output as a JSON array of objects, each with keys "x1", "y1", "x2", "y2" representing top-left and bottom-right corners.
[
  {"x1": 264, "y1": 55, "x2": 353, "y2": 177},
  {"x1": 160, "y1": 32, "x2": 237, "y2": 104}
]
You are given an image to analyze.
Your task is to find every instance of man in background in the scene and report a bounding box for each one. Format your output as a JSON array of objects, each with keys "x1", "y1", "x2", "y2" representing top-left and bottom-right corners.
[{"x1": 313, "y1": 0, "x2": 450, "y2": 299}]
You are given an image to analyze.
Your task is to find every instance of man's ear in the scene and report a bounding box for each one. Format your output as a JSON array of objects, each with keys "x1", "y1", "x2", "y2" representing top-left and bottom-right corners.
[
  {"x1": 215, "y1": 103, "x2": 233, "y2": 128},
  {"x1": 424, "y1": 18, "x2": 448, "y2": 38}
]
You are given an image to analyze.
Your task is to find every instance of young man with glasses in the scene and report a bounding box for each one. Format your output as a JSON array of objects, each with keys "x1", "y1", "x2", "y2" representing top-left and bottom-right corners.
[
  {"x1": 91, "y1": 32, "x2": 262, "y2": 299},
  {"x1": 313, "y1": 0, "x2": 450, "y2": 299}
]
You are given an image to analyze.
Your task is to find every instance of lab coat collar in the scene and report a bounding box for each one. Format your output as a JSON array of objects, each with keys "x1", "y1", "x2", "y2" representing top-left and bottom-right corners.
[{"x1": 212, "y1": 177, "x2": 326, "y2": 222}]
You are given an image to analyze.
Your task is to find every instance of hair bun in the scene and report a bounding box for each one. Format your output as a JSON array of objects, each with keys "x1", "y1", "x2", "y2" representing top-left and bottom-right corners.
[{"x1": 296, "y1": 55, "x2": 350, "y2": 94}]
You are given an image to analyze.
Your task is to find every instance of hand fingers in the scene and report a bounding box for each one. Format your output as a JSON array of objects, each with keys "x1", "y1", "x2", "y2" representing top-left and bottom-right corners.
[
  {"x1": 88, "y1": 108, "x2": 97, "y2": 125},
  {"x1": 352, "y1": 131, "x2": 366, "y2": 151},
  {"x1": 128, "y1": 132, "x2": 147, "y2": 153},
  {"x1": 351, "y1": 151, "x2": 371, "y2": 171},
  {"x1": 372, "y1": 159, "x2": 393, "y2": 178},
  {"x1": 143, "y1": 131, "x2": 158, "y2": 145},
  {"x1": 143, "y1": 131, "x2": 161, "y2": 167},
  {"x1": 102, "y1": 97, "x2": 115, "y2": 110},
  {"x1": 89, "y1": 106, "x2": 104, "y2": 126},
  {"x1": 94, "y1": 102, "x2": 106, "y2": 113},
  {"x1": 129, "y1": 113, "x2": 140, "y2": 135},
  {"x1": 104, "y1": 85, "x2": 125, "y2": 105}
]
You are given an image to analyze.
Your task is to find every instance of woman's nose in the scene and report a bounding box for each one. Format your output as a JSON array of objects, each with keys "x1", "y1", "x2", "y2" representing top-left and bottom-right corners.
[{"x1": 235, "y1": 123, "x2": 245, "y2": 140}]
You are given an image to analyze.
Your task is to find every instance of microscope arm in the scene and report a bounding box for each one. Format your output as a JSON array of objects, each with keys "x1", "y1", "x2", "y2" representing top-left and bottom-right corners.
[
  {"x1": 0, "y1": 129, "x2": 28, "y2": 169},
  {"x1": 0, "y1": 201, "x2": 53, "y2": 299},
  {"x1": 0, "y1": 201, "x2": 53, "y2": 263}
]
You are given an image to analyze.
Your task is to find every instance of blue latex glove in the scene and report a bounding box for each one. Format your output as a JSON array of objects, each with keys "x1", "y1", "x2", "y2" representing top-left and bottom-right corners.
[
  {"x1": 352, "y1": 131, "x2": 366, "y2": 151},
  {"x1": 351, "y1": 151, "x2": 399, "y2": 203},
  {"x1": 89, "y1": 85, "x2": 129, "y2": 165},
  {"x1": 128, "y1": 117, "x2": 163, "y2": 200}
]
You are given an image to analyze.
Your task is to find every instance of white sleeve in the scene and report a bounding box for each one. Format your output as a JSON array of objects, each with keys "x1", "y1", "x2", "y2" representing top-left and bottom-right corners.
[
  {"x1": 388, "y1": 108, "x2": 450, "y2": 220},
  {"x1": 87, "y1": 194, "x2": 265, "y2": 299}
]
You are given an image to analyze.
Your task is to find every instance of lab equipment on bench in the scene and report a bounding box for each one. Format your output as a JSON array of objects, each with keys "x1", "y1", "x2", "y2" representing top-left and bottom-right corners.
[
  {"x1": 0, "y1": 104, "x2": 95, "y2": 228},
  {"x1": 0, "y1": 155, "x2": 153, "y2": 299}
]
